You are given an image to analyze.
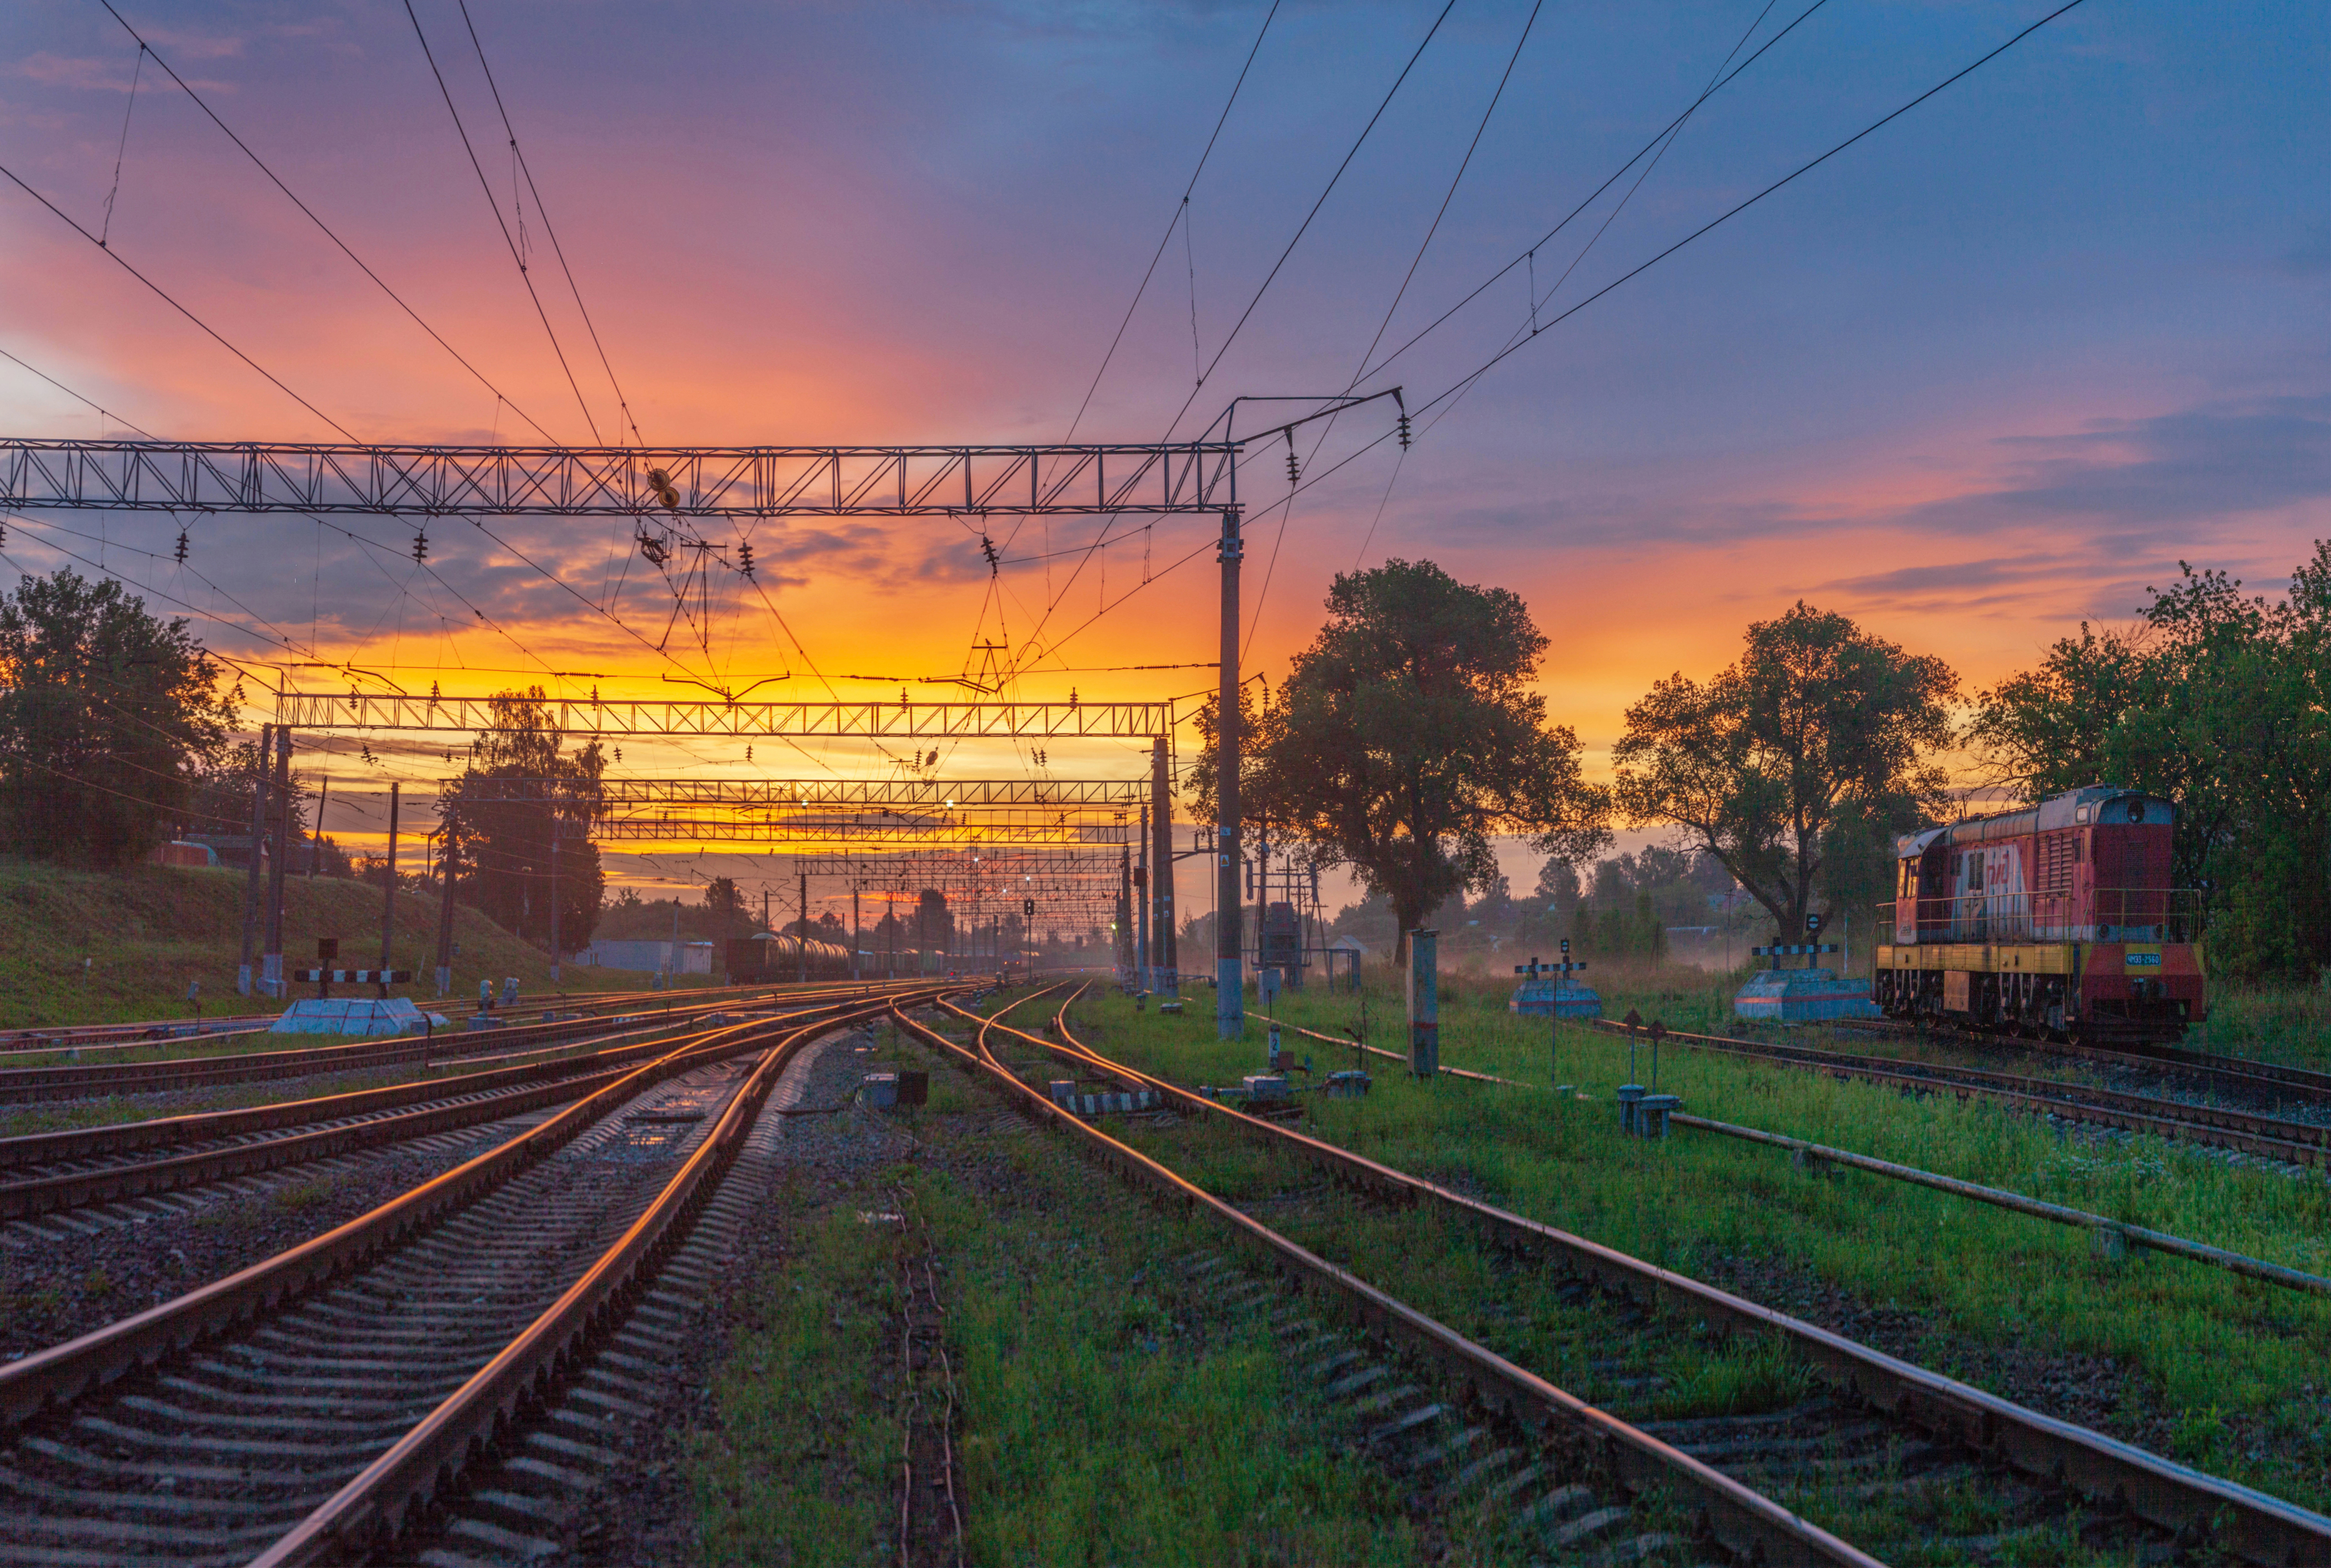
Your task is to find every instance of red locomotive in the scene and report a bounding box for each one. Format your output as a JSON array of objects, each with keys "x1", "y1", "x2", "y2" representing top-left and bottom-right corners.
[{"x1": 1875, "y1": 784, "x2": 2204, "y2": 1043}]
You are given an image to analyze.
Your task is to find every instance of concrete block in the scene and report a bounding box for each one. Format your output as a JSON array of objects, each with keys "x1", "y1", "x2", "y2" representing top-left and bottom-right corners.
[
  {"x1": 1731, "y1": 967, "x2": 1882, "y2": 1023},
  {"x1": 861, "y1": 1072, "x2": 898, "y2": 1109},
  {"x1": 270, "y1": 997, "x2": 432, "y2": 1037},
  {"x1": 1507, "y1": 982, "x2": 1603, "y2": 1020},
  {"x1": 1241, "y1": 1074, "x2": 1289, "y2": 1101}
]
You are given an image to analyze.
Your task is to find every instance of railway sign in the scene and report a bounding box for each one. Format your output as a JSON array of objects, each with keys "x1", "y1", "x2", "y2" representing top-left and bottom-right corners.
[{"x1": 1805, "y1": 913, "x2": 1825, "y2": 935}]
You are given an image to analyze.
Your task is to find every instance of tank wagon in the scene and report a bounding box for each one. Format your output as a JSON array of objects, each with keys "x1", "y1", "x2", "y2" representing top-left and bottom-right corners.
[
  {"x1": 723, "y1": 933, "x2": 856, "y2": 982},
  {"x1": 1875, "y1": 784, "x2": 2203, "y2": 1043}
]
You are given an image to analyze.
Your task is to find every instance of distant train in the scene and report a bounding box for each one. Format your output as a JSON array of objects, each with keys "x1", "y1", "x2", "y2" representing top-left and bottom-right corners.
[
  {"x1": 723, "y1": 933, "x2": 858, "y2": 983},
  {"x1": 1875, "y1": 784, "x2": 2204, "y2": 1044}
]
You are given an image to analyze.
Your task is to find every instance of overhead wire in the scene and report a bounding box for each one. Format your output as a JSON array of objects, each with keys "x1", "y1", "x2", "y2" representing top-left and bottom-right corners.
[
  {"x1": 400, "y1": 0, "x2": 604, "y2": 443},
  {"x1": 90, "y1": 0, "x2": 565, "y2": 444},
  {"x1": 0, "y1": 346, "x2": 155, "y2": 437}
]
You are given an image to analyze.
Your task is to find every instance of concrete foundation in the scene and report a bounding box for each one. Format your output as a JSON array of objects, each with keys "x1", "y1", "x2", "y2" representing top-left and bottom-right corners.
[
  {"x1": 1732, "y1": 968, "x2": 1883, "y2": 1023},
  {"x1": 1508, "y1": 981, "x2": 1603, "y2": 1020},
  {"x1": 270, "y1": 997, "x2": 445, "y2": 1035}
]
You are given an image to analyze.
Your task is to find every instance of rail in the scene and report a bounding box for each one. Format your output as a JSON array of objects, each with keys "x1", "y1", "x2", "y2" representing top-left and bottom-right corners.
[
  {"x1": 0, "y1": 989, "x2": 929, "y2": 1427},
  {"x1": 247, "y1": 987, "x2": 938, "y2": 1565},
  {"x1": 1879, "y1": 888, "x2": 2204, "y2": 944},
  {"x1": 900, "y1": 989, "x2": 1883, "y2": 1568},
  {"x1": 1012, "y1": 997, "x2": 2331, "y2": 1565}
]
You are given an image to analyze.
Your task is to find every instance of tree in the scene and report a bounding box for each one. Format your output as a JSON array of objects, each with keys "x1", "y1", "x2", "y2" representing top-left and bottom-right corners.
[
  {"x1": 445, "y1": 688, "x2": 606, "y2": 950},
  {"x1": 1614, "y1": 603, "x2": 1957, "y2": 939},
  {"x1": 0, "y1": 569, "x2": 232, "y2": 867},
  {"x1": 1193, "y1": 560, "x2": 1610, "y2": 956}
]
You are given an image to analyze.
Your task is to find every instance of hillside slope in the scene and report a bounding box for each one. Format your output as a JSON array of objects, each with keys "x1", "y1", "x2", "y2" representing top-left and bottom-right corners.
[{"x1": 0, "y1": 860, "x2": 654, "y2": 1028}]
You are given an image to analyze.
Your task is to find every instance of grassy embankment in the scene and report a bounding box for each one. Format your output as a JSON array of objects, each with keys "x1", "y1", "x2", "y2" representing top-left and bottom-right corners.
[
  {"x1": 1074, "y1": 977, "x2": 2331, "y2": 1519},
  {"x1": 0, "y1": 858, "x2": 713, "y2": 1030},
  {"x1": 689, "y1": 1006, "x2": 1556, "y2": 1566}
]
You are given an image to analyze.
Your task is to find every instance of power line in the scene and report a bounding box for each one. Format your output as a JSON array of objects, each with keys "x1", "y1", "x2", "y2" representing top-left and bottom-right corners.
[
  {"x1": 1413, "y1": 0, "x2": 2098, "y2": 423},
  {"x1": 452, "y1": 0, "x2": 645, "y2": 446},
  {"x1": 0, "y1": 346, "x2": 155, "y2": 437},
  {"x1": 91, "y1": 0, "x2": 563, "y2": 444},
  {"x1": 0, "y1": 159, "x2": 360, "y2": 441},
  {"x1": 400, "y1": 0, "x2": 605, "y2": 443}
]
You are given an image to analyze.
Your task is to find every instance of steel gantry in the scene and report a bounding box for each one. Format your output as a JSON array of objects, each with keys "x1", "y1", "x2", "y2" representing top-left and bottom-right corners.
[
  {"x1": 0, "y1": 439, "x2": 1238, "y2": 518},
  {"x1": 448, "y1": 778, "x2": 1150, "y2": 810},
  {"x1": 279, "y1": 693, "x2": 1171, "y2": 740}
]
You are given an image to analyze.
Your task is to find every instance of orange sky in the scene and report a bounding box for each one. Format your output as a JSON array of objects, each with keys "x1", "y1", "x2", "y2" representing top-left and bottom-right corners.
[{"x1": 3, "y1": 1, "x2": 2324, "y2": 923}]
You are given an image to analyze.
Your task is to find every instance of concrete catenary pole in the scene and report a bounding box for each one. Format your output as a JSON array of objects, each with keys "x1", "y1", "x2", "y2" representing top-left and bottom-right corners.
[
  {"x1": 238, "y1": 722, "x2": 272, "y2": 996},
  {"x1": 433, "y1": 816, "x2": 458, "y2": 997},
  {"x1": 378, "y1": 782, "x2": 400, "y2": 997},
  {"x1": 1215, "y1": 507, "x2": 1244, "y2": 1039},
  {"x1": 1136, "y1": 802, "x2": 1150, "y2": 993},
  {"x1": 798, "y1": 870, "x2": 809, "y2": 983},
  {"x1": 309, "y1": 773, "x2": 328, "y2": 879},
  {"x1": 1152, "y1": 736, "x2": 1176, "y2": 995},
  {"x1": 262, "y1": 727, "x2": 293, "y2": 997}
]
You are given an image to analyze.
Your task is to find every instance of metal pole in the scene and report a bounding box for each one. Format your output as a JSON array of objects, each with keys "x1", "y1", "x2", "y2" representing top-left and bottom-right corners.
[
  {"x1": 1215, "y1": 507, "x2": 1244, "y2": 1039},
  {"x1": 852, "y1": 885, "x2": 861, "y2": 981},
  {"x1": 1152, "y1": 736, "x2": 1177, "y2": 995},
  {"x1": 799, "y1": 870, "x2": 809, "y2": 983},
  {"x1": 1136, "y1": 802, "x2": 1151, "y2": 993},
  {"x1": 548, "y1": 830, "x2": 561, "y2": 986},
  {"x1": 433, "y1": 819, "x2": 458, "y2": 997},
  {"x1": 309, "y1": 773, "x2": 328, "y2": 879},
  {"x1": 238, "y1": 723, "x2": 272, "y2": 996},
  {"x1": 378, "y1": 782, "x2": 400, "y2": 996},
  {"x1": 262, "y1": 727, "x2": 293, "y2": 998}
]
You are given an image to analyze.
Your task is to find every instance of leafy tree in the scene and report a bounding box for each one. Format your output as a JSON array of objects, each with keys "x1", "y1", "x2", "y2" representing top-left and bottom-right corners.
[
  {"x1": 1973, "y1": 548, "x2": 2331, "y2": 979},
  {"x1": 444, "y1": 688, "x2": 606, "y2": 951},
  {"x1": 1193, "y1": 560, "x2": 1610, "y2": 956},
  {"x1": 1615, "y1": 603, "x2": 1957, "y2": 938},
  {"x1": 0, "y1": 569, "x2": 231, "y2": 867}
]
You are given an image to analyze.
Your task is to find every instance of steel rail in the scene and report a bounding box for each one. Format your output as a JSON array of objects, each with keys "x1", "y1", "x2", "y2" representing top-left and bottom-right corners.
[
  {"x1": 906, "y1": 989, "x2": 1885, "y2": 1568},
  {"x1": 1008, "y1": 997, "x2": 2331, "y2": 1567},
  {"x1": 0, "y1": 991, "x2": 880, "y2": 1218},
  {"x1": 1830, "y1": 1015, "x2": 2331, "y2": 1106},
  {"x1": 1578, "y1": 1018, "x2": 2331, "y2": 1169},
  {"x1": 1271, "y1": 1017, "x2": 2331, "y2": 1303},
  {"x1": 248, "y1": 989, "x2": 942, "y2": 1565},
  {"x1": 0, "y1": 979, "x2": 911, "y2": 1103},
  {"x1": 0, "y1": 989, "x2": 934, "y2": 1428}
]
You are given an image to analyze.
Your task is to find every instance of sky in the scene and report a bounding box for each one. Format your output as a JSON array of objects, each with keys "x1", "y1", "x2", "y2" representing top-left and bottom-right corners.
[{"x1": 1, "y1": 0, "x2": 2325, "y2": 929}]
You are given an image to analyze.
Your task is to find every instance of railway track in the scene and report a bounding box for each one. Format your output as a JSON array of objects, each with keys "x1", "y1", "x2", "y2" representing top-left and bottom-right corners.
[
  {"x1": 904, "y1": 986, "x2": 2331, "y2": 1567},
  {"x1": 0, "y1": 979, "x2": 922, "y2": 1106},
  {"x1": 1575, "y1": 1017, "x2": 2331, "y2": 1171},
  {"x1": 1819, "y1": 1013, "x2": 2331, "y2": 1113},
  {"x1": 0, "y1": 989, "x2": 912, "y2": 1233},
  {"x1": 0, "y1": 986, "x2": 945, "y2": 1566}
]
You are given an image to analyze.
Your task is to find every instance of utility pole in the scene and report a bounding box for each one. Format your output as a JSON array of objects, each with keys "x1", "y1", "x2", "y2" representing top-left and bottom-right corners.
[
  {"x1": 1152, "y1": 736, "x2": 1175, "y2": 996},
  {"x1": 1136, "y1": 803, "x2": 1150, "y2": 993},
  {"x1": 1118, "y1": 844, "x2": 1133, "y2": 984},
  {"x1": 310, "y1": 774, "x2": 329, "y2": 879},
  {"x1": 262, "y1": 726, "x2": 293, "y2": 999},
  {"x1": 433, "y1": 817, "x2": 459, "y2": 997},
  {"x1": 852, "y1": 885, "x2": 861, "y2": 981},
  {"x1": 238, "y1": 722, "x2": 272, "y2": 996},
  {"x1": 1215, "y1": 507, "x2": 1244, "y2": 1039},
  {"x1": 378, "y1": 782, "x2": 399, "y2": 998},
  {"x1": 798, "y1": 869, "x2": 809, "y2": 983},
  {"x1": 547, "y1": 831, "x2": 561, "y2": 986}
]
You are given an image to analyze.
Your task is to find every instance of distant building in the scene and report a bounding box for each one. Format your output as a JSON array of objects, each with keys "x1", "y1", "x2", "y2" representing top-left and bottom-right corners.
[{"x1": 574, "y1": 939, "x2": 714, "y2": 974}]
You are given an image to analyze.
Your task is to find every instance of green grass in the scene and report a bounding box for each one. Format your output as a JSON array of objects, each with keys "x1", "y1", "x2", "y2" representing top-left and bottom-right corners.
[
  {"x1": 1082, "y1": 979, "x2": 2331, "y2": 1519},
  {"x1": 0, "y1": 856, "x2": 711, "y2": 1030},
  {"x1": 686, "y1": 1021, "x2": 1586, "y2": 1566}
]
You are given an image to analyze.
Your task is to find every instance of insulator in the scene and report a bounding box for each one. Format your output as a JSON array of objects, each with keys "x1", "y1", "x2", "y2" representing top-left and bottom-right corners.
[
  {"x1": 738, "y1": 541, "x2": 755, "y2": 578},
  {"x1": 1284, "y1": 431, "x2": 1300, "y2": 487},
  {"x1": 412, "y1": 527, "x2": 428, "y2": 564},
  {"x1": 173, "y1": 529, "x2": 189, "y2": 564},
  {"x1": 1397, "y1": 413, "x2": 1413, "y2": 449}
]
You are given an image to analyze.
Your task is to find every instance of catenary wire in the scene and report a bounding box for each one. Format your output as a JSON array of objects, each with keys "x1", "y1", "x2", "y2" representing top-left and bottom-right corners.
[
  {"x1": 91, "y1": 0, "x2": 564, "y2": 444},
  {"x1": 0, "y1": 346, "x2": 156, "y2": 437}
]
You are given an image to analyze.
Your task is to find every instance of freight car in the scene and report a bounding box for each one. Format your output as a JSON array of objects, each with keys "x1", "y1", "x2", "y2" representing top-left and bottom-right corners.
[
  {"x1": 723, "y1": 933, "x2": 857, "y2": 982},
  {"x1": 1874, "y1": 784, "x2": 2203, "y2": 1044}
]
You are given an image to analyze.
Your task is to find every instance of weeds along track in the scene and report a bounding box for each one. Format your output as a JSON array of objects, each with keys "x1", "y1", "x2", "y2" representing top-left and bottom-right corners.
[
  {"x1": 0, "y1": 989, "x2": 914, "y2": 1235},
  {"x1": 911, "y1": 986, "x2": 2331, "y2": 1567},
  {"x1": 1581, "y1": 1019, "x2": 2331, "y2": 1171},
  {"x1": 0, "y1": 989, "x2": 938, "y2": 1567},
  {"x1": 1816, "y1": 1015, "x2": 2331, "y2": 1115},
  {"x1": 0, "y1": 980, "x2": 921, "y2": 1104}
]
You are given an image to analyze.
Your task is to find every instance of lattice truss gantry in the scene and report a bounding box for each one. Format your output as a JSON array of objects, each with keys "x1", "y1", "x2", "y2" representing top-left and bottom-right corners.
[
  {"x1": 445, "y1": 778, "x2": 1145, "y2": 848},
  {"x1": 282, "y1": 694, "x2": 1171, "y2": 740},
  {"x1": 0, "y1": 439, "x2": 1237, "y2": 517}
]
